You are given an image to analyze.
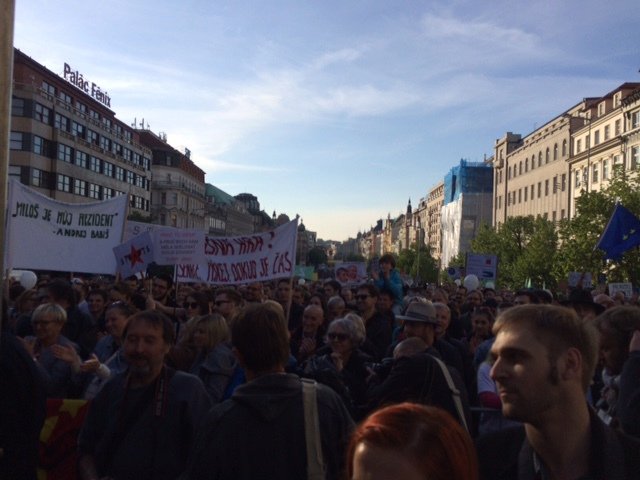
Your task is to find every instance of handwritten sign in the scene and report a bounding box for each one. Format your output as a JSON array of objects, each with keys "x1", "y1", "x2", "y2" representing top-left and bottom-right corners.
[
  {"x1": 176, "y1": 219, "x2": 298, "y2": 285},
  {"x1": 5, "y1": 179, "x2": 127, "y2": 274}
]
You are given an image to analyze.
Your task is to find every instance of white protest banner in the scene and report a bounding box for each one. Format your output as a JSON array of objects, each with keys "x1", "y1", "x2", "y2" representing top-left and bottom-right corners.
[
  {"x1": 113, "y1": 231, "x2": 154, "y2": 277},
  {"x1": 5, "y1": 179, "x2": 127, "y2": 274},
  {"x1": 176, "y1": 219, "x2": 298, "y2": 285},
  {"x1": 153, "y1": 229, "x2": 207, "y2": 266},
  {"x1": 608, "y1": 282, "x2": 633, "y2": 299},
  {"x1": 123, "y1": 220, "x2": 175, "y2": 242},
  {"x1": 568, "y1": 272, "x2": 593, "y2": 288}
]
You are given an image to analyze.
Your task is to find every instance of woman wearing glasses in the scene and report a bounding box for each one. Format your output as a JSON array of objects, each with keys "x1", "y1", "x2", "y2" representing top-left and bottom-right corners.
[{"x1": 304, "y1": 313, "x2": 372, "y2": 419}]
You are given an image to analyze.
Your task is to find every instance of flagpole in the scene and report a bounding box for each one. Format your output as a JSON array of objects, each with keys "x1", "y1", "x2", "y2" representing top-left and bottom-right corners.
[{"x1": 0, "y1": 0, "x2": 16, "y2": 336}]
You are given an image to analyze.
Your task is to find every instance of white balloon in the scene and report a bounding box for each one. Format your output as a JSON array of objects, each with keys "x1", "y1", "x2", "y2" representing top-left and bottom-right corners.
[
  {"x1": 463, "y1": 274, "x2": 479, "y2": 291},
  {"x1": 19, "y1": 270, "x2": 38, "y2": 290},
  {"x1": 454, "y1": 279, "x2": 461, "y2": 286}
]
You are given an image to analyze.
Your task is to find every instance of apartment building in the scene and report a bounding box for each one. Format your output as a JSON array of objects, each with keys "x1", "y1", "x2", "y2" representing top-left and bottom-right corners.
[{"x1": 9, "y1": 49, "x2": 151, "y2": 215}]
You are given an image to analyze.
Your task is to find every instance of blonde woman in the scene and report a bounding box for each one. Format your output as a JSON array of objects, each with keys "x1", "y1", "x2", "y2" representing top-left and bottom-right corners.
[{"x1": 189, "y1": 314, "x2": 237, "y2": 403}]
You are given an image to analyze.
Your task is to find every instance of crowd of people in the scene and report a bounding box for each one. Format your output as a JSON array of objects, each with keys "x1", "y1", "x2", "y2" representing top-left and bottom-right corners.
[{"x1": 2, "y1": 254, "x2": 640, "y2": 479}]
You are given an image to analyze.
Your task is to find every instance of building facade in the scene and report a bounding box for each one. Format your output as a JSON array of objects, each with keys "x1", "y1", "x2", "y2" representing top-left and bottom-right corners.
[
  {"x1": 440, "y1": 160, "x2": 493, "y2": 268},
  {"x1": 139, "y1": 130, "x2": 206, "y2": 230},
  {"x1": 10, "y1": 49, "x2": 151, "y2": 216},
  {"x1": 426, "y1": 180, "x2": 444, "y2": 263}
]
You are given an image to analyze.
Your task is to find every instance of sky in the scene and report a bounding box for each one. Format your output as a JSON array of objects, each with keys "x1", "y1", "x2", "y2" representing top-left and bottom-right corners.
[{"x1": 13, "y1": 1, "x2": 640, "y2": 241}]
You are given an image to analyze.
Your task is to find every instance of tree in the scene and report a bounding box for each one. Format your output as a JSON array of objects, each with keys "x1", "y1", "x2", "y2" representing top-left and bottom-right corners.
[
  {"x1": 555, "y1": 166, "x2": 640, "y2": 284},
  {"x1": 471, "y1": 216, "x2": 557, "y2": 289},
  {"x1": 397, "y1": 245, "x2": 439, "y2": 285},
  {"x1": 306, "y1": 246, "x2": 328, "y2": 269}
]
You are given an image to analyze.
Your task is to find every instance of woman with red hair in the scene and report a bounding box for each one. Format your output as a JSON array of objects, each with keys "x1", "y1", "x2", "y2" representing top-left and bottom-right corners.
[{"x1": 347, "y1": 402, "x2": 478, "y2": 480}]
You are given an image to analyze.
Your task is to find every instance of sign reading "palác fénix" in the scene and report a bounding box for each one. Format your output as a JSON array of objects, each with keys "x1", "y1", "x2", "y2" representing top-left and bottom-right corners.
[{"x1": 63, "y1": 63, "x2": 111, "y2": 108}]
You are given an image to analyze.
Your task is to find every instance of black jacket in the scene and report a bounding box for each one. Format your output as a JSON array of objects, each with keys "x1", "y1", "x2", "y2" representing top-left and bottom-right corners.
[
  {"x1": 476, "y1": 409, "x2": 640, "y2": 480},
  {"x1": 183, "y1": 373, "x2": 354, "y2": 480}
]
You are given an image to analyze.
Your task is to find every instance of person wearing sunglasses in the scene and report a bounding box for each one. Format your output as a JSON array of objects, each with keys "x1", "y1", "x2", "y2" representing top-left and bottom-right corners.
[{"x1": 303, "y1": 314, "x2": 372, "y2": 419}]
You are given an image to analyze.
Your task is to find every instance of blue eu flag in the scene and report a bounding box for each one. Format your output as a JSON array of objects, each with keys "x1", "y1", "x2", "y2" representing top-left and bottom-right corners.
[{"x1": 596, "y1": 204, "x2": 640, "y2": 260}]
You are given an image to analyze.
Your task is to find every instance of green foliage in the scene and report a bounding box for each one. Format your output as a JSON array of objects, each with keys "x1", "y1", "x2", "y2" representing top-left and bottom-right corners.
[
  {"x1": 306, "y1": 246, "x2": 328, "y2": 268},
  {"x1": 555, "y1": 167, "x2": 640, "y2": 284},
  {"x1": 471, "y1": 216, "x2": 557, "y2": 289},
  {"x1": 397, "y1": 244, "x2": 438, "y2": 284}
]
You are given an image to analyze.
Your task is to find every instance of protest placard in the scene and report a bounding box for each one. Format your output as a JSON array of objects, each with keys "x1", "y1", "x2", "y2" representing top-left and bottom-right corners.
[
  {"x1": 5, "y1": 179, "x2": 127, "y2": 274},
  {"x1": 176, "y1": 219, "x2": 298, "y2": 285}
]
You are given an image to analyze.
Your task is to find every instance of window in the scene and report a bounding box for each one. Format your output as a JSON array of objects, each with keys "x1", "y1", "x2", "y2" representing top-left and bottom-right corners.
[
  {"x1": 34, "y1": 103, "x2": 51, "y2": 124},
  {"x1": 142, "y1": 156, "x2": 150, "y2": 170},
  {"x1": 100, "y1": 136, "x2": 111, "y2": 152},
  {"x1": 632, "y1": 111, "x2": 640, "y2": 129},
  {"x1": 594, "y1": 130, "x2": 600, "y2": 145},
  {"x1": 88, "y1": 129, "x2": 99, "y2": 145},
  {"x1": 103, "y1": 162, "x2": 113, "y2": 177},
  {"x1": 538, "y1": 152, "x2": 542, "y2": 167},
  {"x1": 545, "y1": 179, "x2": 549, "y2": 196},
  {"x1": 592, "y1": 164, "x2": 599, "y2": 183},
  {"x1": 33, "y1": 136, "x2": 44, "y2": 155},
  {"x1": 562, "y1": 140, "x2": 567, "y2": 157},
  {"x1": 103, "y1": 187, "x2": 114, "y2": 199},
  {"x1": 12, "y1": 97, "x2": 26, "y2": 116},
  {"x1": 561, "y1": 209, "x2": 565, "y2": 219},
  {"x1": 54, "y1": 113, "x2": 70, "y2": 131},
  {"x1": 508, "y1": 166, "x2": 512, "y2": 179},
  {"x1": 552, "y1": 211, "x2": 557, "y2": 223},
  {"x1": 524, "y1": 187, "x2": 528, "y2": 202},
  {"x1": 615, "y1": 119, "x2": 622, "y2": 135},
  {"x1": 604, "y1": 125, "x2": 610, "y2": 141},
  {"x1": 89, "y1": 156, "x2": 102, "y2": 173},
  {"x1": 531, "y1": 155, "x2": 535, "y2": 170},
  {"x1": 89, "y1": 110, "x2": 100, "y2": 121},
  {"x1": 561, "y1": 174, "x2": 566, "y2": 191},
  {"x1": 585, "y1": 135, "x2": 590, "y2": 149},
  {"x1": 545, "y1": 148, "x2": 550, "y2": 164},
  {"x1": 583, "y1": 167, "x2": 588, "y2": 185},
  {"x1": 575, "y1": 170, "x2": 581, "y2": 188},
  {"x1": 72, "y1": 121, "x2": 86, "y2": 139},
  {"x1": 530, "y1": 185, "x2": 534, "y2": 199},
  {"x1": 525, "y1": 158, "x2": 528, "y2": 172},
  {"x1": 127, "y1": 170, "x2": 135, "y2": 185},
  {"x1": 58, "y1": 91, "x2": 72, "y2": 104},
  {"x1": 57, "y1": 143, "x2": 73, "y2": 163},
  {"x1": 75, "y1": 150, "x2": 87, "y2": 168},
  {"x1": 519, "y1": 161, "x2": 522, "y2": 175},
  {"x1": 57, "y1": 174, "x2": 71, "y2": 193},
  {"x1": 32, "y1": 168, "x2": 45, "y2": 188},
  {"x1": 76, "y1": 101, "x2": 87, "y2": 114},
  {"x1": 576, "y1": 139, "x2": 582, "y2": 153},
  {"x1": 136, "y1": 175, "x2": 145, "y2": 188},
  {"x1": 603, "y1": 159, "x2": 610, "y2": 180},
  {"x1": 115, "y1": 166, "x2": 125, "y2": 181},
  {"x1": 10, "y1": 131, "x2": 24, "y2": 150},
  {"x1": 74, "y1": 179, "x2": 87, "y2": 196},
  {"x1": 614, "y1": 155, "x2": 623, "y2": 170},
  {"x1": 553, "y1": 143, "x2": 558, "y2": 160},
  {"x1": 632, "y1": 146, "x2": 640, "y2": 170},
  {"x1": 537, "y1": 182, "x2": 542, "y2": 198},
  {"x1": 88, "y1": 183, "x2": 101, "y2": 199},
  {"x1": 598, "y1": 102, "x2": 605, "y2": 117},
  {"x1": 553, "y1": 176, "x2": 558, "y2": 194},
  {"x1": 518, "y1": 189, "x2": 522, "y2": 203},
  {"x1": 114, "y1": 143, "x2": 123, "y2": 157},
  {"x1": 42, "y1": 81, "x2": 55, "y2": 96}
]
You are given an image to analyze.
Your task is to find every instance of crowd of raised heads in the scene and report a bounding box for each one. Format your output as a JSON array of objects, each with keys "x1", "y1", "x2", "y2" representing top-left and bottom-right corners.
[{"x1": 3, "y1": 268, "x2": 640, "y2": 480}]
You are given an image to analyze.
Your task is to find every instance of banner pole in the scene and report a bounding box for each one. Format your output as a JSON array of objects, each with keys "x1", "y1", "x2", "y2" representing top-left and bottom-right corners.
[{"x1": 0, "y1": 0, "x2": 16, "y2": 336}]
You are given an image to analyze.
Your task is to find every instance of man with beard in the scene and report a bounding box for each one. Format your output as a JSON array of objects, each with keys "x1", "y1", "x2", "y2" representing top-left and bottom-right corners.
[
  {"x1": 477, "y1": 305, "x2": 640, "y2": 479},
  {"x1": 78, "y1": 311, "x2": 211, "y2": 480}
]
